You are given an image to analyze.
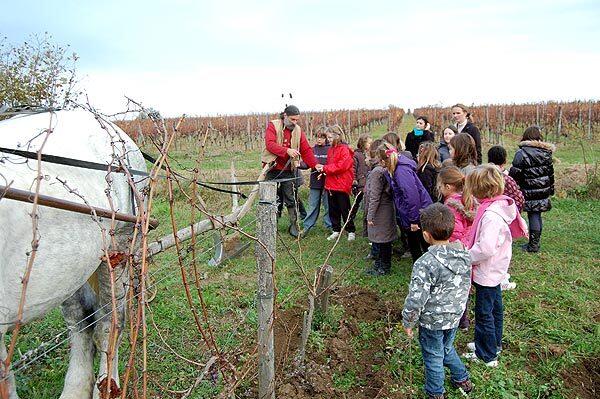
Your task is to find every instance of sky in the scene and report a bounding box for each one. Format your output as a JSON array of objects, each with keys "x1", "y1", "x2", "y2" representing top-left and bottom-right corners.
[{"x1": 2, "y1": 0, "x2": 600, "y2": 117}]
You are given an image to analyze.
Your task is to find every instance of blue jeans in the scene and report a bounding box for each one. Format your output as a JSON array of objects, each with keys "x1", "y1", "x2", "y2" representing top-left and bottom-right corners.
[
  {"x1": 419, "y1": 327, "x2": 469, "y2": 396},
  {"x1": 303, "y1": 188, "x2": 331, "y2": 231},
  {"x1": 474, "y1": 282, "x2": 503, "y2": 362}
]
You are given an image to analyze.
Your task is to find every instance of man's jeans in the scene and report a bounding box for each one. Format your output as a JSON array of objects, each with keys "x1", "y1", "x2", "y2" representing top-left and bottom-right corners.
[
  {"x1": 303, "y1": 188, "x2": 331, "y2": 231},
  {"x1": 418, "y1": 327, "x2": 469, "y2": 396}
]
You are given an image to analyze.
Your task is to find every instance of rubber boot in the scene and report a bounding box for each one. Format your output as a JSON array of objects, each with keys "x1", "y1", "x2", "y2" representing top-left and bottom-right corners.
[
  {"x1": 380, "y1": 258, "x2": 392, "y2": 275},
  {"x1": 287, "y1": 206, "x2": 300, "y2": 238},
  {"x1": 525, "y1": 230, "x2": 541, "y2": 253},
  {"x1": 365, "y1": 258, "x2": 384, "y2": 276}
]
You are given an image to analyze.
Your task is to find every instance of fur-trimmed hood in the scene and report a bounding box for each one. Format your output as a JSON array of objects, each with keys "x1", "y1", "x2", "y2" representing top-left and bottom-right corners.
[
  {"x1": 445, "y1": 195, "x2": 477, "y2": 222},
  {"x1": 519, "y1": 140, "x2": 555, "y2": 152}
]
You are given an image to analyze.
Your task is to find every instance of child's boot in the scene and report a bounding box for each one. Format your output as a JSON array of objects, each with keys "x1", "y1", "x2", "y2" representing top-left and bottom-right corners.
[
  {"x1": 365, "y1": 258, "x2": 384, "y2": 276},
  {"x1": 381, "y1": 258, "x2": 392, "y2": 275},
  {"x1": 523, "y1": 230, "x2": 541, "y2": 253}
]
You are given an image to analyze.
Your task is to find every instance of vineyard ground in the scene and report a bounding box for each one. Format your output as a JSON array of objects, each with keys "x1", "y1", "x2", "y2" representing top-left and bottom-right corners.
[{"x1": 10, "y1": 116, "x2": 600, "y2": 398}]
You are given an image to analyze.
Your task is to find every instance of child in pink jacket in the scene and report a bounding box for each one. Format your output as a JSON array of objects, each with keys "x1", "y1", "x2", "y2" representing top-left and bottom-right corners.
[
  {"x1": 437, "y1": 166, "x2": 477, "y2": 244},
  {"x1": 462, "y1": 165, "x2": 527, "y2": 367},
  {"x1": 438, "y1": 166, "x2": 478, "y2": 331}
]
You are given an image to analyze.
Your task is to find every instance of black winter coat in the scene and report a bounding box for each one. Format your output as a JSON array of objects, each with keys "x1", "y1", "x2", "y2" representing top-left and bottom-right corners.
[
  {"x1": 405, "y1": 130, "x2": 435, "y2": 159},
  {"x1": 509, "y1": 140, "x2": 555, "y2": 212},
  {"x1": 461, "y1": 122, "x2": 482, "y2": 164},
  {"x1": 417, "y1": 164, "x2": 440, "y2": 202}
]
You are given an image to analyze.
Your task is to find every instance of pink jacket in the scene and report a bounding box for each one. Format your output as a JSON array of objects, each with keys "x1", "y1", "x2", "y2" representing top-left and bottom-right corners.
[
  {"x1": 467, "y1": 196, "x2": 528, "y2": 287},
  {"x1": 444, "y1": 193, "x2": 476, "y2": 245}
]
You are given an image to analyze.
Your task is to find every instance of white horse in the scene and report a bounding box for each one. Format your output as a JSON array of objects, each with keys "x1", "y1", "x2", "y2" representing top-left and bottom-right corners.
[{"x1": 0, "y1": 109, "x2": 146, "y2": 399}]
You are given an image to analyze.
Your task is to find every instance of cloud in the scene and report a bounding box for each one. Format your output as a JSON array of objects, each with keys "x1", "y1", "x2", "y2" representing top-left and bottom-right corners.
[{"x1": 55, "y1": 0, "x2": 600, "y2": 115}]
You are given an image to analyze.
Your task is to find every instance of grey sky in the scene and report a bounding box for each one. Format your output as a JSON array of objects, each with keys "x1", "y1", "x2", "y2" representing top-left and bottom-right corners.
[{"x1": 2, "y1": 0, "x2": 599, "y2": 116}]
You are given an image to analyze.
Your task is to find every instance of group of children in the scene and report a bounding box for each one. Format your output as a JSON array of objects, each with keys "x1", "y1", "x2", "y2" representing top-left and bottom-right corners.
[{"x1": 293, "y1": 119, "x2": 555, "y2": 398}]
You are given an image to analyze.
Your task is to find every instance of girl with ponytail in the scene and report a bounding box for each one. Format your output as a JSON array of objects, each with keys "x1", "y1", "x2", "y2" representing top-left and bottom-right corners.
[
  {"x1": 379, "y1": 143, "x2": 433, "y2": 263},
  {"x1": 438, "y1": 166, "x2": 478, "y2": 331},
  {"x1": 437, "y1": 166, "x2": 477, "y2": 244}
]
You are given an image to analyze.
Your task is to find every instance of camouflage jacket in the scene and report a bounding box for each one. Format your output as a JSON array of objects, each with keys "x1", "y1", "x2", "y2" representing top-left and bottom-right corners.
[{"x1": 402, "y1": 243, "x2": 472, "y2": 330}]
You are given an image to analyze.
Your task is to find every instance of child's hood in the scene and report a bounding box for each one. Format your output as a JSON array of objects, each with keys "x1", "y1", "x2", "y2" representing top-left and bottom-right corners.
[
  {"x1": 445, "y1": 193, "x2": 476, "y2": 221},
  {"x1": 396, "y1": 153, "x2": 417, "y2": 171},
  {"x1": 428, "y1": 243, "x2": 471, "y2": 275},
  {"x1": 487, "y1": 197, "x2": 517, "y2": 224}
]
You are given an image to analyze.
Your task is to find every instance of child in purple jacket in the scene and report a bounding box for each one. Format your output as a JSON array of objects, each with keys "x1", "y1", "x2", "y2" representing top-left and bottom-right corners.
[{"x1": 380, "y1": 144, "x2": 433, "y2": 263}]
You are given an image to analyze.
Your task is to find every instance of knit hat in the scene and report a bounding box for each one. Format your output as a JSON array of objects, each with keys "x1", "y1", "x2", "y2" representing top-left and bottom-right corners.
[{"x1": 284, "y1": 105, "x2": 300, "y2": 116}]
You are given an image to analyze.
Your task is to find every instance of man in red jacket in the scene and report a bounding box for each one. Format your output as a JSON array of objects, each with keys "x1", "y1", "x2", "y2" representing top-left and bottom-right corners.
[{"x1": 262, "y1": 105, "x2": 320, "y2": 237}]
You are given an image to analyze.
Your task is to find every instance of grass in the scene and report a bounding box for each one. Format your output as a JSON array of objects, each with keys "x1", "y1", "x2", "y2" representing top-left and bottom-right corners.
[{"x1": 9, "y1": 115, "x2": 600, "y2": 398}]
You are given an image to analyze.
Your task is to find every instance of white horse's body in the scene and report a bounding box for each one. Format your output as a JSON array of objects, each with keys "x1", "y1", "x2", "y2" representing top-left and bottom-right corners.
[{"x1": 0, "y1": 110, "x2": 146, "y2": 398}]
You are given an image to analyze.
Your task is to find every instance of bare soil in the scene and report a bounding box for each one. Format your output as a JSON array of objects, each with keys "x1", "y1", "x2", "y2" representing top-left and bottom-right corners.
[
  {"x1": 562, "y1": 356, "x2": 600, "y2": 399},
  {"x1": 239, "y1": 285, "x2": 407, "y2": 399}
]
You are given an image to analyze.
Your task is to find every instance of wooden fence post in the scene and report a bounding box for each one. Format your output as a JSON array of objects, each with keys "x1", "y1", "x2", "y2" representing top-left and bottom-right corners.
[
  {"x1": 256, "y1": 181, "x2": 277, "y2": 399},
  {"x1": 315, "y1": 264, "x2": 333, "y2": 314},
  {"x1": 556, "y1": 105, "x2": 563, "y2": 142},
  {"x1": 588, "y1": 101, "x2": 593, "y2": 140}
]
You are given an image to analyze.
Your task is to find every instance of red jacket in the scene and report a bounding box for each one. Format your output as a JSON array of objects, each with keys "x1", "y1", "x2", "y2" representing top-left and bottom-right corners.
[
  {"x1": 264, "y1": 122, "x2": 317, "y2": 171},
  {"x1": 324, "y1": 144, "x2": 354, "y2": 194}
]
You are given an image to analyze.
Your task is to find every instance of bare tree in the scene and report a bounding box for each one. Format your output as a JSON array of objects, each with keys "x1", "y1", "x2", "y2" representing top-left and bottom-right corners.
[{"x1": 0, "y1": 32, "x2": 79, "y2": 110}]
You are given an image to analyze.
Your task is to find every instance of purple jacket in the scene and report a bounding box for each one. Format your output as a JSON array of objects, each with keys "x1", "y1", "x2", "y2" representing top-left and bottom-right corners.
[{"x1": 386, "y1": 155, "x2": 433, "y2": 229}]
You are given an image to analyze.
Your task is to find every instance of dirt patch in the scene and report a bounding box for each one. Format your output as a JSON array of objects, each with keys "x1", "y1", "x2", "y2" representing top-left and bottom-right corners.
[
  {"x1": 562, "y1": 356, "x2": 600, "y2": 399},
  {"x1": 555, "y1": 164, "x2": 589, "y2": 197},
  {"x1": 239, "y1": 285, "x2": 405, "y2": 399},
  {"x1": 516, "y1": 290, "x2": 535, "y2": 300}
]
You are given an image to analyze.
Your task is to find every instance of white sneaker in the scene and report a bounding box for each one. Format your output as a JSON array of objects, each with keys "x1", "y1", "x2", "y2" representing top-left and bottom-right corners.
[
  {"x1": 347, "y1": 232, "x2": 356, "y2": 241},
  {"x1": 467, "y1": 342, "x2": 502, "y2": 355},
  {"x1": 463, "y1": 352, "x2": 499, "y2": 367},
  {"x1": 327, "y1": 232, "x2": 340, "y2": 241}
]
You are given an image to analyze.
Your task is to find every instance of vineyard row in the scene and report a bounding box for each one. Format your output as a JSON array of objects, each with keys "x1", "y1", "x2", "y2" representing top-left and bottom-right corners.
[
  {"x1": 414, "y1": 100, "x2": 600, "y2": 143},
  {"x1": 117, "y1": 107, "x2": 406, "y2": 151}
]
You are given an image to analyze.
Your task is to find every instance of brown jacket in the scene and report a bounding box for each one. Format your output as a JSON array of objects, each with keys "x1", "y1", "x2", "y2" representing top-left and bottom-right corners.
[
  {"x1": 353, "y1": 149, "x2": 369, "y2": 193},
  {"x1": 364, "y1": 165, "x2": 398, "y2": 243}
]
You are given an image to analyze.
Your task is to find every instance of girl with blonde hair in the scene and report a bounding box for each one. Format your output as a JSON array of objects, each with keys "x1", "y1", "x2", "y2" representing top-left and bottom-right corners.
[{"x1": 462, "y1": 165, "x2": 527, "y2": 367}]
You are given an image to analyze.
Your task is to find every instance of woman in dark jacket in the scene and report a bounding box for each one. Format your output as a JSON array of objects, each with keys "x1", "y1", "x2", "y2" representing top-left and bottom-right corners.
[
  {"x1": 405, "y1": 116, "x2": 435, "y2": 159},
  {"x1": 509, "y1": 126, "x2": 555, "y2": 252},
  {"x1": 452, "y1": 104, "x2": 482, "y2": 164}
]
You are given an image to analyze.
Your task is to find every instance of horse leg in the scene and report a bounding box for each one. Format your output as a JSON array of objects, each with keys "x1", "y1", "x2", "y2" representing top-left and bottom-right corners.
[
  {"x1": 0, "y1": 332, "x2": 19, "y2": 399},
  {"x1": 92, "y1": 260, "x2": 127, "y2": 399},
  {"x1": 59, "y1": 283, "x2": 97, "y2": 399}
]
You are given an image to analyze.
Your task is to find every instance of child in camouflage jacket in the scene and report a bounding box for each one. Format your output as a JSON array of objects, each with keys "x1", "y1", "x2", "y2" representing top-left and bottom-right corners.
[{"x1": 402, "y1": 203, "x2": 473, "y2": 399}]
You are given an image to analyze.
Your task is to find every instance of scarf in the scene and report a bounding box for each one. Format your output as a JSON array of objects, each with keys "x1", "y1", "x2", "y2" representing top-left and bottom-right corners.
[
  {"x1": 465, "y1": 195, "x2": 528, "y2": 249},
  {"x1": 413, "y1": 128, "x2": 424, "y2": 137}
]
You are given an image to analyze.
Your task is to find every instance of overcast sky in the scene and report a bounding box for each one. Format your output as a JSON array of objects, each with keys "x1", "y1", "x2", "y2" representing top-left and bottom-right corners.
[{"x1": 2, "y1": 0, "x2": 599, "y2": 116}]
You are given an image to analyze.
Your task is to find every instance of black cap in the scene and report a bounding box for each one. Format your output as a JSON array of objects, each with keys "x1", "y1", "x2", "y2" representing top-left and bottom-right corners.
[{"x1": 284, "y1": 105, "x2": 300, "y2": 116}]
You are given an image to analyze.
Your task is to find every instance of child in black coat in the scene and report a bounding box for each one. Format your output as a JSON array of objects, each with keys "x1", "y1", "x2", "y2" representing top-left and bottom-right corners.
[{"x1": 417, "y1": 142, "x2": 442, "y2": 202}]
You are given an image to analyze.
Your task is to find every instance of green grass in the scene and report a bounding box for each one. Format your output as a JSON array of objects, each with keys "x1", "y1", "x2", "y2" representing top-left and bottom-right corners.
[{"x1": 9, "y1": 116, "x2": 600, "y2": 398}]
